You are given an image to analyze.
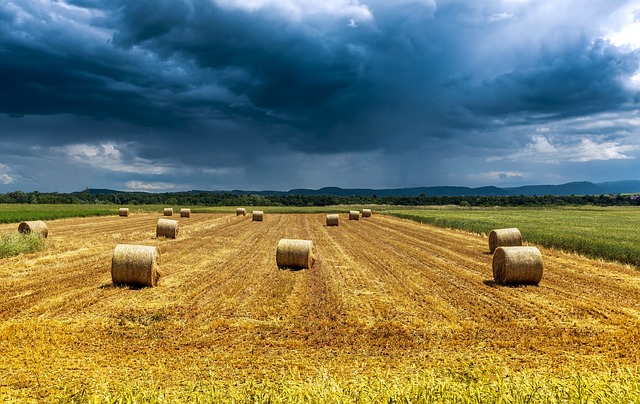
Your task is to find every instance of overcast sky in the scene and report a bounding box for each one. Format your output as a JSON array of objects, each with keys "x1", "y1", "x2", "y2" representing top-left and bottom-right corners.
[{"x1": 1, "y1": 0, "x2": 639, "y2": 192}]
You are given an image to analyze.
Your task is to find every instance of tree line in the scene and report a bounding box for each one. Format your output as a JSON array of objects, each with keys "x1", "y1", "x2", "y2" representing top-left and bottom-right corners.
[{"x1": 0, "y1": 190, "x2": 639, "y2": 207}]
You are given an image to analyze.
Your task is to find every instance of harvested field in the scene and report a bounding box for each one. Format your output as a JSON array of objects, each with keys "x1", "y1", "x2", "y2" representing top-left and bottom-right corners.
[{"x1": 1, "y1": 213, "x2": 640, "y2": 400}]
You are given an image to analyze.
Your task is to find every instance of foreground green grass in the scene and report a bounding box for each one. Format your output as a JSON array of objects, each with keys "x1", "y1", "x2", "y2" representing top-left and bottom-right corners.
[
  {"x1": 385, "y1": 206, "x2": 640, "y2": 267},
  {"x1": 27, "y1": 368, "x2": 640, "y2": 403},
  {"x1": 0, "y1": 233, "x2": 46, "y2": 258}
]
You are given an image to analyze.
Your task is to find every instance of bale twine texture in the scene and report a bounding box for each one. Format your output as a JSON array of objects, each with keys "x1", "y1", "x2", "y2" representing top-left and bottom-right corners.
[
  {"x1": 252, "y1": 211, "x2": 264, "y2": 221},
  {"x1": 119, "y1": 208, "x2": 130, "y2": 217},
  {"x1": 349, "y1": 210, "x2": 360, "y2": 220},
  {"x1": 236, "y1": 207, "x2": 247, "y2": 216},
  {"x1": 18, "y1": 221, "x2": 48, "y2": 238},
  {"x1": 111, "y1": 244, "x2": 159, "y2": 287},
  {"x1": 326, "y1": 214, "x2": 339, "y2": 226},
  {"x1": 163, "y1": 208, "x2": 173, "y2": 216},
  {"x1": 276, "y1": 239, "x2": 314, "y2": 269},
  {"x1": 180, "y1": 208, "x2": 191, "y2": 218},
  {"x1": 489, "y1": 228, "x2": 522, "y2": 253},
  {"x1": 362, "y1": 209, "x2": 372, "y2": 218},
  {"x1": 156, "y1": 218, "x2": 179, "y2": 239},
  {"x1": 492, "y1": 246, "x2": 543, "y2": 286}
]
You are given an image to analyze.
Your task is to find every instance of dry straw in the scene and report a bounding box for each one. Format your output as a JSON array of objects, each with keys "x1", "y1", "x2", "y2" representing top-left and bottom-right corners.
[
  {"x1": 492, "y1": 246, "x2": 543, "y2": 286},
  {"x1": 236, "y1": 207, "x2": 247, "y2": 216},
  {"x1": 252, "y1": 211, "x2": 264, "y2": 221},
  {"x1": 18, "y1": 221, "x2": 48, "y2": 238},
  {"x1": 362, "y1": 209, "x2": 372, "y2": 218},
  {"x1": 326, "y1": 214, "x2": 339, "y2": 226},
  {"x1": 489, "y1": 228, "x2": 522, "y2": 253},
  {"x1": 119, "y1": 208, "x2": 129, "y2": 217},
  {"x1": 111, "y1": 244, "x2": 160, "y2": 287},
  {"x1": 156, "y1": 218, "x2": 179, "y2": 239},
  {"x1": 163, "y1": 208, "x2": 174, "y2": 216},
  {"x1": 276, "y1": 239, "x2": 314, "y2": 269},
  {"x1": 180, "y1": 208, "x2": 191, "y2": 218},
  {"x1": 349, "y1": 210, "x2": 360, "y2": 220}
]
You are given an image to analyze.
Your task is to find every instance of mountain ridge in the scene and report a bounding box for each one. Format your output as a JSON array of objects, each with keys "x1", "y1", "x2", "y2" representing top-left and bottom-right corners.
[{"x1": 84, "y1": 180, "x2": 640, "y2": 197}]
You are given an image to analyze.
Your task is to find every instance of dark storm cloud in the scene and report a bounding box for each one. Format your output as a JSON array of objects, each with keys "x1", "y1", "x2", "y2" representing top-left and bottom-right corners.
[{"x1": 0, "y1": 0, "x2": 639, "y2": 192}]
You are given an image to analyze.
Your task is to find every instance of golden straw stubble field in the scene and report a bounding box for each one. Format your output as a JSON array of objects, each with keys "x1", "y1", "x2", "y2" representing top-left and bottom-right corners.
[{"x1": 1, "y1": 212, "x2": 640, "y2": 399}]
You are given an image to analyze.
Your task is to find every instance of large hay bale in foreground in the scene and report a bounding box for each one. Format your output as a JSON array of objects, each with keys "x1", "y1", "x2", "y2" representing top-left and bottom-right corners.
[
  {"x1": 326, "y1": 214, "x2": 339, "y2": 226},
  {"x1": 163, "y1": 208, "x2": 173, "y2": 216},
  {"x1": 362, "y1": 209, "x2": 372, "y2": 218},
  {"x1": 156, "y1": 218, "x2": 179, "y2": 239},
  {"x1": 276, "y1": 239, "x2": 314, "y2": 269},
  {"x1": 492, "y1": 246, "x2": 543, "y2": 286},
  {"x1": 18, "y1": 221, "x2": 48, "y2": 238},
  {"x1": 111, "y1": 244, "x2": 159, "y2": 287},
  {"x1": 180, "y1": 208, "x2": 191, "y2": 218},
  {"x1": 489, "y1": 228, "x2": 522, "y2": 253},
  {"x1": 236, "y1": 207, "x2": 247, "y2": 216},
  {"x1": 349, "y1": 210, "x2": 360, "y2": 220},
  {"x1": 119, "y1": 208, "x2": 129, "y2": 217},
  {"x1": 252, "y1": 211, "x2": 264, "y2": 221}
]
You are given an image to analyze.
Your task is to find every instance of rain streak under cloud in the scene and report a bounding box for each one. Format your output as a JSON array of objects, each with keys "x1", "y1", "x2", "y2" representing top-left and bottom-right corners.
[{"x1": 0, "y1": 0, "x2": 639, "y2": 192}]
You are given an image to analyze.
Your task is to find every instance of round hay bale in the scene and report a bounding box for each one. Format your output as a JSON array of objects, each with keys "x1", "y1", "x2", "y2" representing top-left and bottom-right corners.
[
  {"x1": 111, "y1": 244, "x2": 159, "y2": 287},
  {"x1": 236, "y1": 207, "x2": 247, "y2": 216},
  {"x1": 326, "y1": 214, "x2": 339, "y2": 226},
  {"x1": 349, "y1": 210, "x2": 360, "y2": 220},
  {"x1": 252, "y1": 211, "x2": 264, "y2": 221},
  {"x1": 119, "y1": 208, "x2": 130, "y2": 217},
  {"x1": 156, "y1": 218, "x2": 179, "y2": 239},
  {"x1": 180, "y1": 208, "x2": 191, "y2": 218},
  {"x1": 18, "y1": 221, "x2": 48, "y2": 238},
  {"x1": 362, "y1": 209, "x2": 372, "y2": 218},
  {"x1": 492, "y1": 246, "x2": 543, "y2": 286},
  {"x1": 163, "y1": 208, "x2": 173, "y2": 216},
  {"x1": 489, "y1": 228, "x2": 522, "y2": 253},
  {"x1": 276, "y1": 239, "x2": 314, "y2": 269}
]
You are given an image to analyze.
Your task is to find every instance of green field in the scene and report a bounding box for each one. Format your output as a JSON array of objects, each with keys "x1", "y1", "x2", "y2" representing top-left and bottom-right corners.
[{"x1": 385, "y1": 206, "x2": 640, "y2": 267}]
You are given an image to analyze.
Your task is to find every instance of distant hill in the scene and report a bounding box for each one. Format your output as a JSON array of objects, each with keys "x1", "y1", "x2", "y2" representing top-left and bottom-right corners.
[{"x1": 84, "y1": 180, "x2": 640, "y2": 197}]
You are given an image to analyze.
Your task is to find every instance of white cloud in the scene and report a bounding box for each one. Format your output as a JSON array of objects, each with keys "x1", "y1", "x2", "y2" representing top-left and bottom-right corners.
[
  {"x1": 501, "y1": 135, "x2": 638, "y2": 164},
  {"x1": 0, "y1": 163, "x2": 16, "y2": 185},
  {"x1": 125, "y1": 181, "x2": 186, "y2": 192},
  {"x1": 55, "y1": 143, "x2": 170, "y2": 175},
  {"x1": 213, "y1": 0, "x2": 374, "y2": 22}
]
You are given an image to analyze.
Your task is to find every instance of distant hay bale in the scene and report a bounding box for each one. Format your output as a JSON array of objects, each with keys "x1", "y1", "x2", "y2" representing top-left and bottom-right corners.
[
  {"x1": 489, "y1": 228, "x2": 522, "y2": 253},
  {"x1": 362, "y1": 209, "x2": 372, "y2": 218},
  {"x1": 252, "y1": 211, "x2": 264, "y2": 221},
  {"x1": 349, "y1": 210, "x2": 360, "y2": 220},
  {"x1": 492, "y1": 246, "x2": 543, "y2": 286},
  {"x1": 326, "y1": 214, "x2": 339, "y2": 226},
  {"x1": 119, "y1": 208, "x2": 129, "y2": 217},
  {"x1": 276, "y1": 239, "x2": 314, "y2": 269},
  {"x1": 236, "y1": 207, "x2": 247, "y2": 216},
  {"x1": 163, "y1": 208, "x2": 173, "y2": 216},
  {"x1": 180, "y1": 208, "x2": 191, "y2": 218},
  {"x1": 111, "y1": 244, "x2": 159, "y2": 287},
  {"x1": 156, "y1": 218, "x2": 179, "y2": 239},
  {"x1": 18, "y1": 221, "x2": 48, "y2": 238}
]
